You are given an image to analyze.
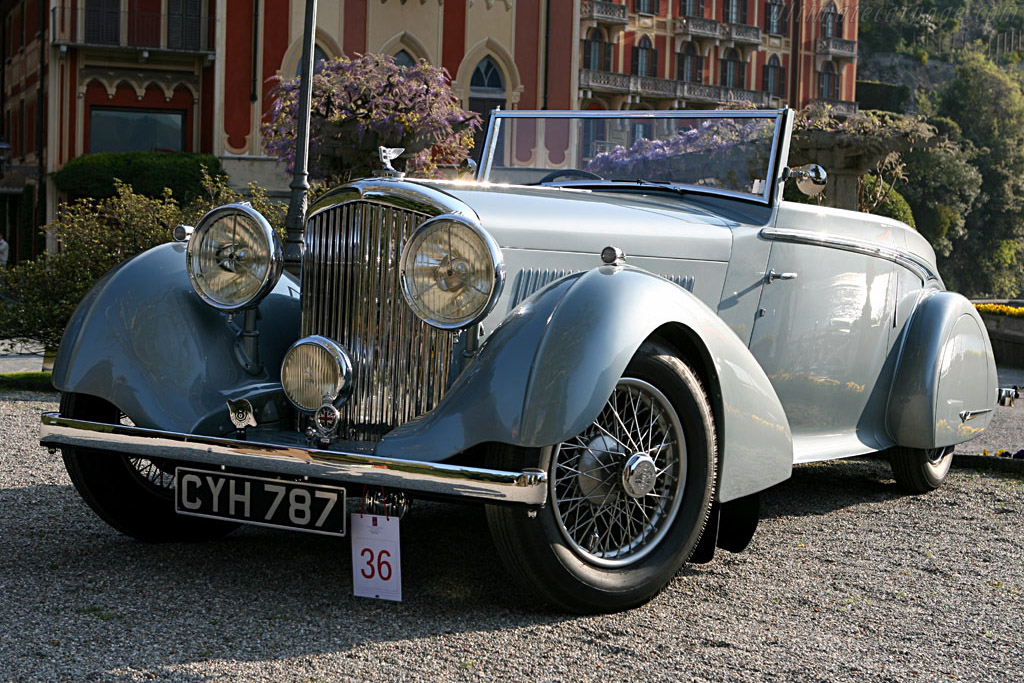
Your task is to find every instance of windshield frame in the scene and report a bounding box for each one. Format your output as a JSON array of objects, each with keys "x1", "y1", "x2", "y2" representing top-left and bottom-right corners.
[{"x1": 477, "y1": 109, "x2": 790, "y2": 207}]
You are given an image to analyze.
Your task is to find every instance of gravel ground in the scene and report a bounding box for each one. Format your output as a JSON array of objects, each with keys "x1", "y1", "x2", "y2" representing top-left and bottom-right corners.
[{"x1": 3, "y1": 390, "x2": 1023, "y2": 681}]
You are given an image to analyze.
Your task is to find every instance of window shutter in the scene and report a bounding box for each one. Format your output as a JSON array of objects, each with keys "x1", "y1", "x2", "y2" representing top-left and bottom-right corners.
[
  {"x1": 741, "y1": 0, "x2": 748, "y2": 24},
  {"x1": 739, "y1": 62, "x2": 745, "y2": 88},
  {"x1": 782, "y1": 3, "x2": 789, "y2": 36},
  {"x1": 780, "y1": 66, "x2": 786, "y2": 97},
  {"x1": 634, "y1": 0, "x2": 641, "y2": 12},
  {"x1": 583, "y1": 41, "x2": 592, "y2": 69},
  {"x1": 763, "y1": 2, "x2": 770, "y2": 31},
  {"x1": 652, "y1": 48, "x2": 659, "y2": 77},
  {"x1": 818, "y1": 72, "x2": 825, "y2": 99},
  {"x1": 762, "y1": 64, "x2": 768, "y2": 92},
  {"x1": 837, "y1": 13, "x2": 844, "y2": 39},
  {"x1": 720, "y1": 59, "x2": 726, "y2": 87},
  {"x1": 632, "y1": 46, "x2": 640, "y2": 75},
  {"x1": 654, "y1": 0, "x2": 661, "y2": 14},
  {"x1": 697, "y1": 55, "x2": 704, "y2": 83},
  {"x1": 603, "y1": 42, "x2": 613, "y2": 71},
  {"x1": 699, "y1": 0, "x2": 705, "y2": 17}
]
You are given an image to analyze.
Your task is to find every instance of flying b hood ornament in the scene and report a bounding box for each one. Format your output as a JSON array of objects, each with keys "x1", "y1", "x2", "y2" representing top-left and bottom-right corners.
[{"x1": 377, "y1": 146, "x2": 406, "y2": 178}]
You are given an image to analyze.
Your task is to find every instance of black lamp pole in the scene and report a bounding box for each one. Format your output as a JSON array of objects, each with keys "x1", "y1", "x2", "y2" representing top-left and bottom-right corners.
[{"x1": 283, "y1": 0, "x2": 317, "y2": 276}]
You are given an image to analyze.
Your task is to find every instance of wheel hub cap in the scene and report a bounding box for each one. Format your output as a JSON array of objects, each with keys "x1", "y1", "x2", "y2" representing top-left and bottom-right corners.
[
  {"x1": 576, "y1": 435, "x2": 623, "y2": 502},
  {"x1": 622, "y1": 453, "x2": 658, "y2": 498}
]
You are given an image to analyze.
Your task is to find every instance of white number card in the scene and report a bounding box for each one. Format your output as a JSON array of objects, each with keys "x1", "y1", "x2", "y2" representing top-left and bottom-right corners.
[{"x1": 350, "y1": 513, "x2": 401, "y2": 601}]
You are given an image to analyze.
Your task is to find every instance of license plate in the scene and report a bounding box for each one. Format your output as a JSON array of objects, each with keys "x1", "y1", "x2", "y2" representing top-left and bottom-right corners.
[{"x1": 174, "y1": 468, "x2": 347, "y2": 537}]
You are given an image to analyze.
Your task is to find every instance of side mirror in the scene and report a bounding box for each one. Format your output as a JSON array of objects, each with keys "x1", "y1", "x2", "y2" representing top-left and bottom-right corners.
[
  {"x1": 459, "y1": 157, "x2": 478, "y2": 180},
  {"x1": 785, "y1": 164, "x2": 827, "y2": 197}
]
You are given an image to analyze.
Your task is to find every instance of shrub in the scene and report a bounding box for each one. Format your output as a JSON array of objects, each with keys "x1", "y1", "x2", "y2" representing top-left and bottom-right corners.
[
  {"x1": 861, "y1": 174, "x2": 916, "y2": 228},
  {"x1": 0, "y1": 173, "x2": 286, "y2": 349},
  {"x1": 262, "y1": 53, "x2": 478, "y2": 183},
  {"x1": 53, "y1": 152, "x2": 226, "y2": 203}
]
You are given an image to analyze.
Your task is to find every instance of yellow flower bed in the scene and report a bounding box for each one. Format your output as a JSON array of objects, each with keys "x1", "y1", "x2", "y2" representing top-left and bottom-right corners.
[{"x1": 975, "y1": 303, "x2": 1024, "y2": 318}]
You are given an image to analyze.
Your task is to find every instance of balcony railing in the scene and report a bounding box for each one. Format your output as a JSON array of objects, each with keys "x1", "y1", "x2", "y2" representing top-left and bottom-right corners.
[
  {"x1": 51, "y1": 5, "x2": 213, "y2": 53},
  {"x1": 726, "y1": 23, "x2": 762, "y2": 45},
  {"x1": 817, "y1": 37, "x2": 857, "y2": 60},
  {"x1": 810, "y1": 99, "x2": 859, "y2": 117},
  {"x1": 579, "y1": 69, "x2": 771, "y2": 107},
  {"x1": 674, "y1": 16, "x2": 725, "y2": 41},
  {"x1": 581, "y1": 0, "x2": 629, "y2": 25}
]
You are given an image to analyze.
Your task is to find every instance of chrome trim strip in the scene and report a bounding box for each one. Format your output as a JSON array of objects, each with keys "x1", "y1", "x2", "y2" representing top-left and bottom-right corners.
[
  {"x1": 40, "y1": 413, "x2": 547, "y2": 506},
  {"x1": 960, "y1": 408, "x2": 993, "y2": 423},
  {"x1": 761, "y1": 228, "x2": 941, "y2": 283}
]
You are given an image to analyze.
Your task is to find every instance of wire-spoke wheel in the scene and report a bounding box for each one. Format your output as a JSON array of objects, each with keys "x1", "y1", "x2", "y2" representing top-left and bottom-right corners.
[
  {"x1": 486, "y1": 341, "x2": 716, "y2": 613},
  {"x1": 60, "y1": 392, "x2": 238, "y2": 542},
  {"x1": 890, "y1": 445, "x2": 954, "y2": 493},
  {"x1": 551, "y1": 378, "x2": 685, "y2": 567}
]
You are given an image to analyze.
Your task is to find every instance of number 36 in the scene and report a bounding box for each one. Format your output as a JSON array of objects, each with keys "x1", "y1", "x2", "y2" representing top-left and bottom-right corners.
[{"x1": 360, "y1": 548, "x2": 393, "y2": 581}]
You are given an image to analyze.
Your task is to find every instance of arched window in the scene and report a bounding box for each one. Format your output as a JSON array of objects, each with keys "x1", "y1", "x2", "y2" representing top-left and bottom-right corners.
[
  {"x1": 295, "y1": 44, "x2": 330, "y2": 76},
  {"x1": 720, "y1": 48, "x2": 744, "y2": 89},
  {"x1": 393, "y1": 50, "x2": 416, "y2": 68},
  {"x1": 632, "y1": 35, "x2": 657, "y2": 77},
  {"x1": 821, "y1": 2, "x2": 840, "y2": 39},
  {"x1": 763, "y1": 54, "x2": 784, "y2": 97},
  {"x1": 818, "y1": 61, "x2": 839, "y2": 100},
  {"x1": 469, "y1": 57, "x2": 507, "y2": 163},
  {"x1": 677, "y1": 42, "x2": 703, "y2": 84},
  {"x1": 765, "y1": 0, "x2": 786, "y2": 35},
  {"x1": 583, "y1": 29, "x2": 612, "y2": 71}
]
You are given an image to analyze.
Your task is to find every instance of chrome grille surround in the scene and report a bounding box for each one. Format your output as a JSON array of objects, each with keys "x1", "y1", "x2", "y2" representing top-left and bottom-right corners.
[{"x1": 301, "y1": 181, "x2": 472, "y2": 442}]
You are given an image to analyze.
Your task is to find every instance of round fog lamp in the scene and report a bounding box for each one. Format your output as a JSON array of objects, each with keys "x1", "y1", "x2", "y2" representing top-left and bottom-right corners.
[{"x1": 281, "y1": 336, "x2": 353, "y2": 413}]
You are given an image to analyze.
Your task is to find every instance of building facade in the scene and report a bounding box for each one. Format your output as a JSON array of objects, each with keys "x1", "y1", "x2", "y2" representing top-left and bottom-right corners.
[{"x1": 0, "y1": 0, "x2": 856, "y2": 264}]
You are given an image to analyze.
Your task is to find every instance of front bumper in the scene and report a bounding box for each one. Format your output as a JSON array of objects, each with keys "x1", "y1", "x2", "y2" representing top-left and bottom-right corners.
[{"x1": 39, "y1": 413, "x2": 547, "y2": 506}]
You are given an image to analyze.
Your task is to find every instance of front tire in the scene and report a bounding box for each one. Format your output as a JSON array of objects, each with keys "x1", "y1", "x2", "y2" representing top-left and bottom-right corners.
[
  {"x1": 60, "y1": 392, "x2": 238, "y2": 542},
  {"x1": 486, "y1": 342, "x2": 717, "y2": 613},
  {"x1": 890, "y1": 445, "x2": 954, "y2": 493}
]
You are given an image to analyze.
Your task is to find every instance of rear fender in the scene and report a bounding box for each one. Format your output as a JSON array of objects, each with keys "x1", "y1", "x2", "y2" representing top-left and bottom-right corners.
[
  {"x1": 887, "y1": 291, "x2": 997, "y2": 448},
  {"x1": 379, "y1": 266, "x2": 793, "y2": 502},
  {"x1": 51, "y1": 242, "x2": 301, "y2": 435}
]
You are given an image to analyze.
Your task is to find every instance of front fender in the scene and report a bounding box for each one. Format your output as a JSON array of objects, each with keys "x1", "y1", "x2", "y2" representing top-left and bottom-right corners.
[
  {"x1": 52, "y1": 242, "x2": 301, "y2": 435},
  {"x1": 887, "y1": 291, "x2": 997, "y2": 449},
  {"x1": 379, "y1": 266, "x2": 793, "y2": 502}
]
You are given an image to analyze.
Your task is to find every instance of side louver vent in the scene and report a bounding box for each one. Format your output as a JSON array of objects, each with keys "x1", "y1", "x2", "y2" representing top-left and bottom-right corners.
[{"x1": 509, "y1": 268, "x2": 576, "y2": 308}]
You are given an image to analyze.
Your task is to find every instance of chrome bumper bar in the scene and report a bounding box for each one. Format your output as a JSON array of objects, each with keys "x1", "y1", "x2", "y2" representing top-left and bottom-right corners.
[{"x1": 39, "y1": 413, "x2": 547, "y2": 506}]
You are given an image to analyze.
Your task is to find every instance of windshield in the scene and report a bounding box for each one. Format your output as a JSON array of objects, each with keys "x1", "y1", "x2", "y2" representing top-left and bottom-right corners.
[{"x1": 479, "y1": 110, "x2": 785, "y2": 203}]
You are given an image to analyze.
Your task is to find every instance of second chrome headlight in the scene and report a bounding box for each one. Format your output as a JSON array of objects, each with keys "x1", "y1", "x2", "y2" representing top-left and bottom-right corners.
[
  {"x1": 186, "y1": 203, "x2": 282, "y2": 311},
  {"x1": 400, "y1": 215, "x2": 504, "y2": 330}
]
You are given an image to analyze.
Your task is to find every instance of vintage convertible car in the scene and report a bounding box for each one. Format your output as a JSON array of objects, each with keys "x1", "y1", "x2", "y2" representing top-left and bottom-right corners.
[{"x1": 40, "y1": 109, "x2": 1000, "y2": 613}]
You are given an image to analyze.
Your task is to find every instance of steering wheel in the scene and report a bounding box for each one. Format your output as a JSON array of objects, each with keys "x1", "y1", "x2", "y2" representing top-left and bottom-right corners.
[{"x1": 537, "y1": 169, "x2": 603, "y2": 184}]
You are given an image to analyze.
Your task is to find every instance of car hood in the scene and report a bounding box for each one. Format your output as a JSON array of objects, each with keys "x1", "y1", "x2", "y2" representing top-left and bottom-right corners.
[{"x1": 418, "y1": 181, "x2": 745, "y2": 262}]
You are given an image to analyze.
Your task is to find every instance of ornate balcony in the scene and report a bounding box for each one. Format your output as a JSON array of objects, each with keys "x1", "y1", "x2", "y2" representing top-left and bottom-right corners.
[
  {"x1": 674, "y1": 16, "x2": 725, "y2": 42},
  {"x1": 726, "y1": 23, "x2": 763, "y2": 46},
  {"x1": 581, "y1": 0, "x2": 629, "y2": 26},
  {"x1": 817, "y1": 37, "x2": 857, "y2": 61},
  {"x1": 810, "y1": 99, "x2": 859, "y2": 117},
  {"x1": 580, "y1": 69, "x2": 771, "y2": 108}
]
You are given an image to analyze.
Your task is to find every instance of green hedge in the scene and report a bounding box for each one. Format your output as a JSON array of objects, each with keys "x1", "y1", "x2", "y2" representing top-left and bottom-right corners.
[
  {"x1": 856, "y1": 81, "x2": 912, "y2": 114},
  {"x1": 53, "y1": 152, "x2": 226, "y2": 202}
]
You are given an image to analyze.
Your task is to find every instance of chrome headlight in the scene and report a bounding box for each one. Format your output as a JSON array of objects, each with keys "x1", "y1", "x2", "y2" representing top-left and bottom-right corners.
[
  {"x1": 281, "y1": 336, "x2": 353, "y2": 413},
  {"x1": 186, "y1": 203, "x2": 282, "y2": 311},
  {"x1": 400, "y1": 214, "x2": 504, "y2": 330}
]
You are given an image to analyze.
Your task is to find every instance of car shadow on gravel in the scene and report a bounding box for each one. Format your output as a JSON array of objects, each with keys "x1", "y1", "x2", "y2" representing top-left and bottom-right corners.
[{"x1": 758, "y1": 457, "x2": 906, "y2": 520}]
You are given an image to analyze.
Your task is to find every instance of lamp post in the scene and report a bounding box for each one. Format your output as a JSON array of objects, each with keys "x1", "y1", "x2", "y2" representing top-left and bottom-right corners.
[{"x1": 283, "y1": 0, "x2": 318, "y2": 277}]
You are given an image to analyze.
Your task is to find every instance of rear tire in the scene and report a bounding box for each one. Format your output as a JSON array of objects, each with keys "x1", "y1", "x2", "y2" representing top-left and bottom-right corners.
[
  {"x1": 486, "y1": 342, "x2": 716, "y2": 613},
  {"x1": 60, "y1": 392, "x2": 238, "y2": 542},
  {"x1": 890, "y1": 445, "x2": 954, "y2": 494}
]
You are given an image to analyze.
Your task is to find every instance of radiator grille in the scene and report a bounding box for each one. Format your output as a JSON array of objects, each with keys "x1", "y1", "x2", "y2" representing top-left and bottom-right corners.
[{"x1": 301, "y1": 201, "x2": 454, "y2": 442}]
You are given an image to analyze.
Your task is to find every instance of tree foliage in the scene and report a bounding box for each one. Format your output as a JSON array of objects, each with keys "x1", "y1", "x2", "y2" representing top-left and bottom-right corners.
[
  {"x1": 0, "y1": 174, "x2": 285, "y2": 349},
  {"x1": 937, "y1": 48, "x2": 1024, "y2": 296},
  {"x1": 262, "y1": 53, "x2": 479, "y2": 184}
]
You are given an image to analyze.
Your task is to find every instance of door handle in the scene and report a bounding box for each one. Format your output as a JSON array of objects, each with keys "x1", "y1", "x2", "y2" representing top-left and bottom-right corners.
[{"x1": 766, "y1": 269, "x2": 798, "y2": 283}]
